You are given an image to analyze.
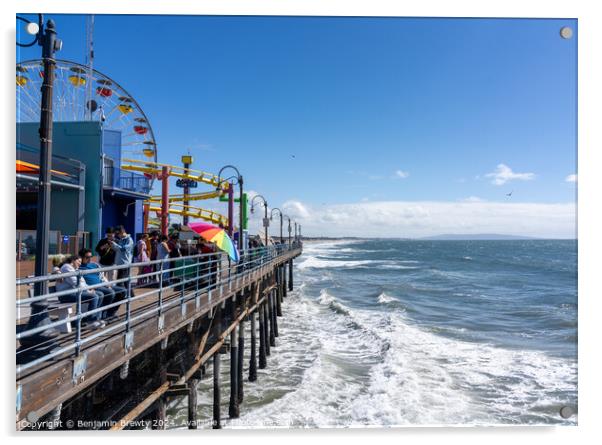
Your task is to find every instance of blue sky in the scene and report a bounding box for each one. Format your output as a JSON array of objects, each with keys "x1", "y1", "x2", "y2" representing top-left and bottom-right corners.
[{"x1": 17, "y1": 15, "x2": 577, "y2": 237}]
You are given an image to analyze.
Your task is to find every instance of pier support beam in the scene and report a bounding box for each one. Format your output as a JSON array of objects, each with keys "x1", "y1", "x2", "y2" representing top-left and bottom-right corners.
[
  {"x1": 268, "y1": 294, "x2": 275, "y2": 347},
  {"x1": 237, "y1": 317, "x2": 244, "y2": 403},
  {"x1": 229, "y1": 298, "x2": 240, "y2": 419},
  {"x1": 283, "y1": 263, "x2": 287, "y2": 297},
  {"x1": 151, "y1": 397, "x2": 166, "y2": 430},
  {"x1": 272, "y1": 290, "x2": 279, "y2": 337},
  {"x1": 188, "y1": 379, "x2": 199, "y2": 429},
  {"x1": 288, "y1": 259, "x2": 293, "y2": 291},
  {"x1": 212, "y1": 353, "x2": 221, "y2": 429},
  {"x1": 258, "y1": 301, "x2": 267, "y2": 368},
  {"x1": 249, "y1": 311, "x2": 258, "y2": 379},
  {"x1": 276, "y1": 267, "x2": 283, "y2": 317}
]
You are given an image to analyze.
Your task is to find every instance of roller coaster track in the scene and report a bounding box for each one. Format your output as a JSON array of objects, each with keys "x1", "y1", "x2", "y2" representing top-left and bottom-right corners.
[
  {"x1": 147, "y1": 189, "x2": 224, "y2": 204},
  {"x1": 121, "y1": 158, "x2": 230, "y2": 190},
  {"x1": 146, "y1": 203, "x2": 228, "y2": 227}
]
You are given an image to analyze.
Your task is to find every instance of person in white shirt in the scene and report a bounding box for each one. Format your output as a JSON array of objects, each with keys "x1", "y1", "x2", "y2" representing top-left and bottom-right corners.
[{"x1": 55, "y1": 255, "x2": 105, "y2": 329}]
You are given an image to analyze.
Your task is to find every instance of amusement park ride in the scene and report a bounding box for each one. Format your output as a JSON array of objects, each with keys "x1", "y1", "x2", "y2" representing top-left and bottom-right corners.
[
  {"x1": 120, "y1": 158, "x2": 244, "y2": 236},
  {"x1": 17, "y1": 55, "x2": 245, "y2": 239}
]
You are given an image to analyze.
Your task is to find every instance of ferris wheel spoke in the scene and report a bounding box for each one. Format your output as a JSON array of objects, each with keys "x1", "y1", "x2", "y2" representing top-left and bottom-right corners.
[
  {"x1": 16, "y1": 94, "x2": 39, "y2": 121},
  {"x1": 17, "y1": 59, "x2": 158, "y2": 174}
]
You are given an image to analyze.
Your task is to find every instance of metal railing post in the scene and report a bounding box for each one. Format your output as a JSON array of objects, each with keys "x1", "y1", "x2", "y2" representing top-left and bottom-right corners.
[
  {"x1": 75, "y1": 273, "x2": 83, "y2": 355},
  {"x1": 125, "y1": 266, "x2": 133, "y2": 332}
]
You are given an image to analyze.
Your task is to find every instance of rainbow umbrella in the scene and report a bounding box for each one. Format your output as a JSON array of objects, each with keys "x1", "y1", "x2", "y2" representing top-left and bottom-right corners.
[{"x1": 188, "y1": 222, "x2": 239, "y2": 262}]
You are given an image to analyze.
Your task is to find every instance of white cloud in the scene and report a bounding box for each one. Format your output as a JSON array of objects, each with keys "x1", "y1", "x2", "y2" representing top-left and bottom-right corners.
[
  {"x1": 461, "y1": 196, "x2": 485, "y2": 202},
  {"x1": 394, "y1": 170, "x2": 409, "y2": 179},
  {"x1": 485, "y1": 164, "x2": 536, "y2": 186},
  {"x1": 565, "y1": 174, "x2": 577, "y2": 183},
  {"x1": 255, "y1": 200, "x2": 575, "y2": 239}
]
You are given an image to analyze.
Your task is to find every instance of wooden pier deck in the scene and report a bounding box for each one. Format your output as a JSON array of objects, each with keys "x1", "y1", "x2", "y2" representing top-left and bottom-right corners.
[{"x1": 16, "y1": 246, "x2": 302, "y2": 430}]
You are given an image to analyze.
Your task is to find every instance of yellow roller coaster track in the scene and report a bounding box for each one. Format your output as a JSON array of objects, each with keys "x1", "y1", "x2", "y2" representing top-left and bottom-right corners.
[
  {"x1": 121, "y1": 158, "x2": 231, "y2": 190},
  {"x1": 147, "y1": 189, "x2": 224, "y2": 204},
  {"x1": 147, "y1": 203, "x2": 228, "y2": 227}
]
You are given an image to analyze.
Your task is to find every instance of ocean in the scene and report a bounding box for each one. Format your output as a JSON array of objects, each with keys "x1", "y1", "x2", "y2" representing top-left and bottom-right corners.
[{"x1": 169, "y1": 239, "x2": 578, "y2": 427}]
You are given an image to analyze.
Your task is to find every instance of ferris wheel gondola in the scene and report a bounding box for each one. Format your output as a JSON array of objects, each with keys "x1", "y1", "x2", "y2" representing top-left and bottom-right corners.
[{"x1": 16, "y1": 59, "x2": 158, "y2": 166}]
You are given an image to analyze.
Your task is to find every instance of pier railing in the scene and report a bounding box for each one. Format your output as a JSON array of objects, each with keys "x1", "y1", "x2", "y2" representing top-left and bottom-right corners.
[{"x1": 16, "y1": 242, "x2": 301, "y2": 377}]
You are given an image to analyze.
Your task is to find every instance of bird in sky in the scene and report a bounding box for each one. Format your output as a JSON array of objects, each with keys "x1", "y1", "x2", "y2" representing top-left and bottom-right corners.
[
  {"x1": 506, "y1": 190, "x2": 513, "y2": 197},
  {"x1": 291, "y1": 154, "x2": 296, "y2": 159}
]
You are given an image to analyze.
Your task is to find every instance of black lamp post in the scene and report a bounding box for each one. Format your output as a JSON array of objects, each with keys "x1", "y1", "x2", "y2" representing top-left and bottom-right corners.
[
  {"x1": 270, "y1": 208, "x2": 284, "y2": 245},
  {"x1": 250, "y1": 195, "x2": 269, "y2": 247},
  {"x1": 285, "y1": 216, "x2": 292, "y2": 248},
  {"x1": 18, "y1": 15, "x2": 62, "y2": 294},
  {"x1": 17, "y1": 14, "x2": 62, "y2": 346},
  {"x1": 217, "y1": 165, "x2": 243, "y2": 251}
]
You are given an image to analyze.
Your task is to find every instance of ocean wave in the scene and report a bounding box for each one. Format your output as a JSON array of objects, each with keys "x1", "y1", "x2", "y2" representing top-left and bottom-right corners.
[
  {"x1": 377, "y1": 292, "x2": 397, "y2": 304},
  {"x1": 242, "y1": 288, "x2": 575, "y2": 427},
  {"x1": 298, "y1": 256, "x2": 419, "y2": 271},
  {"x1": 297, "y1": 256, "x2": 379, "y2": 270}
]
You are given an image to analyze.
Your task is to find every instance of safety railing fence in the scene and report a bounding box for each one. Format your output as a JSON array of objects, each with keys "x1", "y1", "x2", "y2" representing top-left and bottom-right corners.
[{"x1": 16, "y1": 241, "x2": 301, "y2": 375}]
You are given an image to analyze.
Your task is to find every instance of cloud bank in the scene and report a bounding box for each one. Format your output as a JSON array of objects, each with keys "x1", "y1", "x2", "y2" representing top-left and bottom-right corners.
[
  {"x1": 248, "y1": 200, "x2": 577, "y2": 239},
  {"x1": 485, "y1": 164, "x2": 536, "y2": 186}
]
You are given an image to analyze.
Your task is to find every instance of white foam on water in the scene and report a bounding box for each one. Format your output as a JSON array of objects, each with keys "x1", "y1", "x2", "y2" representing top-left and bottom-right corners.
[
  {"x1": 170, "y1": 241, "x2": 577, "y2": 428},
  {"x1": 297, "y1": 256, "x2": 378, "y2": 270},
  {"x1": 377, "y1": 292, "x2": 397, "y2": 304},
  {"x1": 228, "y1": 287, "x2": 577, "y2": 427}
]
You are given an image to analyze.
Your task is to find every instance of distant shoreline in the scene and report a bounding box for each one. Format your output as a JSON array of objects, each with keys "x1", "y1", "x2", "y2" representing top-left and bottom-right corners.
[{"x1": 300, "y1": 235, "x2": 576, "y2": 241}]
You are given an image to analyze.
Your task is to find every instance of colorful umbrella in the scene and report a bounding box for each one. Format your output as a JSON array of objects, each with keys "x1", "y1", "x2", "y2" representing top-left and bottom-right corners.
[{"x1": 188, "y1": 222, "x2": 239, "y2": 262}]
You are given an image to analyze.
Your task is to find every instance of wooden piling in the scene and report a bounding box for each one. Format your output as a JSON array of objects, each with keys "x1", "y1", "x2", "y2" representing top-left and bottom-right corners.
[
  {"x1": 267, "y1": 294, "x2": 275, "y2": 348},
  {"x1": 229, "y1": 297, "x2": 240, "y2": 418},
  {"x1": 188, "y1": 379, "x2": 198, "y2": 429},
  {"x1": 258, "y1": 301, "x2": 267, "y2": 369},
  {"x1": 237, "y1": 316, "x2": 244, "y2": 403},
  {"x1": 276, "y1": 267, "x2": 283, "y2": 317},
  {"x1": 263, "y1": 300, "x2": 271, "y2": 356},
  {"x1": 212, "y1": 352, "x2": 221, "y2": 429},
  {"x1": 151, "y1": 397, "x2": 166, "y2": 430},
  {"x1": 273, "y1": 290, "x2": 279, "y2": 337},
  {"x1": 283, "y1": 262, "x2": 288, "y2": 297},
  {"x1": 288, "y1": 259, "x2": 293, "y2": 291},
  {"x1": 249, "y1": 310, "x2": 258, "y2": 379}
]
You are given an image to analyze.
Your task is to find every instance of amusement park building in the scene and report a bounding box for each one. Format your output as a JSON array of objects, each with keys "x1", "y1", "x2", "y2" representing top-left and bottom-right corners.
[{"x1": 16, "y1": 121, "x2": 151, "y2": 250}]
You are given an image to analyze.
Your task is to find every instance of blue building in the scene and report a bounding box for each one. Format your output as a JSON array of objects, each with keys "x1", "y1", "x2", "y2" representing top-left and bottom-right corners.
[{"x1": 16, "y1": 121, "x2": 151, "y2": 249}]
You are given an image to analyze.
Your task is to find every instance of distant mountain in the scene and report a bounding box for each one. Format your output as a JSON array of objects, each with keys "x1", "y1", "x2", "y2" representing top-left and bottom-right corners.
[{"x1": 418, "y1": 234, "x2": 540, "y2": 241}]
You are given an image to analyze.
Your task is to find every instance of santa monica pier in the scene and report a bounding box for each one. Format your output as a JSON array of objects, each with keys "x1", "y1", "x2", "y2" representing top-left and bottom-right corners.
[{"x1": 16, "y1": 15, "x2": 302, "y2": 430}]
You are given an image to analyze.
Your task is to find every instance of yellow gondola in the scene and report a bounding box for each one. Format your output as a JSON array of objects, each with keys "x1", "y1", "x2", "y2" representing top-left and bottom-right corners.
[
  {"x1": 143, "y1": 148, "x2": 155, "y2": 158},
  {"x1": 118, "y1": 104, "x2": 134, "y2": 114},
  {"x1": 16, "y1": 75, "x2": 28, "y2": 87},
  {"x1": 68, "y1": 75, "x2": 86, "y2": 87}
]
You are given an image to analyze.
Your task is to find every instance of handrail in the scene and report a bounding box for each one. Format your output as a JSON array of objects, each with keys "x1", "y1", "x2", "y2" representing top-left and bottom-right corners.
[{"x1": 16, "y1": 242, "x2": 302, "y2": 375}]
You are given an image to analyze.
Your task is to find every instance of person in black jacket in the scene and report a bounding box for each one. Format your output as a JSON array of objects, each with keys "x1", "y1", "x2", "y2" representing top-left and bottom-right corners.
[{"x1": 95, "y1": 227, "x2": 117, "y2": 281}]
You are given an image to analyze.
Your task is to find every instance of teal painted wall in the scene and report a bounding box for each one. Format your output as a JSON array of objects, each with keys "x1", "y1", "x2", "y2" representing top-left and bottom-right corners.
[{"x1": 17, "y1": 122, "x2": 103, "y2": 244}]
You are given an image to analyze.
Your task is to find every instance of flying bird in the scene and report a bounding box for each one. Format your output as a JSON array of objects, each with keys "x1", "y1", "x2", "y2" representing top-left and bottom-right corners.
[
  {"x1": 506, "y1": 190, "x2": 513, "y2": 197},
  {"x1": 291, "y1": 154, "x2": 296, "y2": 159}
]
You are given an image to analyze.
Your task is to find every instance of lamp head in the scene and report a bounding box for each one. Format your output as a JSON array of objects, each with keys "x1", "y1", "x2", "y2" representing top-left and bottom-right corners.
[{"x1": 26, "y1": 22, "x2": 40, "y2": 35}]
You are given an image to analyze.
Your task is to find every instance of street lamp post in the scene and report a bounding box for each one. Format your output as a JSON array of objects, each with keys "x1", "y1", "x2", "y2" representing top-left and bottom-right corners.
[
  {"x1": 181, "y1": 154, "x2": 193, "y2": 226},
  {"x1": 18, "y1": 15, "x2": 62, "y2": 294},
  {"x1": 286, "y1": 216, "x2": 292, "y2": 248},
  {"x1": 250, "y1": 195, "x2": 269, "y2": 247},
  {"x1": 18, "y1": 14, "x2": 63, "y2": 344},
  {"x1": 294, "y1": 222, "x2": 298, "y2": 243},
  {"x1": 270, "y1": 208, "x2": 284, "y2": 245},
  {"x1": 217, "y1": 166, "x2": 243, "y2": 251}
]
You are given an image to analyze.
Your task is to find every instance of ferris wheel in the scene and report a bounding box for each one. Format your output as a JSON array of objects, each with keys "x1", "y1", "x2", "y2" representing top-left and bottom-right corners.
[{"x1": 16, "y1": 58, "x2": 158, "y2": 164}]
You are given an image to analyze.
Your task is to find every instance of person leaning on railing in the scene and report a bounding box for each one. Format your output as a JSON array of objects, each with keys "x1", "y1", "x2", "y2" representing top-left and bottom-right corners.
[
  {"x1": 95, "y1": 226, "x2": 117, "y2": 282},
  {"x1": 55, "y1": 255, "x2": 106, "y2": 329},
  {"x1": 79, "y1": 248, "x2": 127, "y2": 321},
  {"x1": 110, "y1": 225, "x2": 134, "y2": 280}
]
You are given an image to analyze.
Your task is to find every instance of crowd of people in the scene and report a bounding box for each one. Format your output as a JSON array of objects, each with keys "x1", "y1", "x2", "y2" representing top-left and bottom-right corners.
[{"x1": 48, "y1": 225, "x2": 221, "y2": 330}]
